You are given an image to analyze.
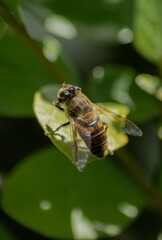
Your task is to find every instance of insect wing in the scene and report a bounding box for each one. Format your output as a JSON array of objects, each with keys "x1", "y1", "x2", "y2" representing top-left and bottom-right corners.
[
  {"x1": 94, "y1": 104, "x2": 142, "y2": 137},
  {"x1": 70, "y1": 117, "x2": 91, "y2": 172}
]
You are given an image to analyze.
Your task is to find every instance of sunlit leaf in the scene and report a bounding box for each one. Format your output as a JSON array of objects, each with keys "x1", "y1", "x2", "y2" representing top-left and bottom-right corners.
[
  {"x1": 86, "y1": 65, "x2": 160, "y2": 123},
  {"x1": 45, "y1": 14, "x2": 77, "y2": 40},
  {"x1": 135, "y1": 74, "x2": 162, "y2": 101},
  {"x1": 43, "y1": 36, "x2": 62, "y2": 62},
  {"x1": 1, "y1": 147, "x2": 145, "y2": 239},
  {"x1": 33, "y1": 84, "x2": 131, "y2": 171},
  {"x1": 133, "y1": 0, "x2": 162, "y2": 64}
]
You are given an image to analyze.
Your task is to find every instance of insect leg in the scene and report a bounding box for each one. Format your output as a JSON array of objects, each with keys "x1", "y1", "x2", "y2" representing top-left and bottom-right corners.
[
  {"x1": 45, "y1": 121, "x2": 70, "y2": 136},
  {"x1": 52, "y1": 101, "x2": 64, "y2": 111}
]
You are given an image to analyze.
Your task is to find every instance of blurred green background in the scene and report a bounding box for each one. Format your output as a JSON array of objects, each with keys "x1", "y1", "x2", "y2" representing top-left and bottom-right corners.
[{"x1": 0, "y1": 0, "x2": 162, "y2": 239}]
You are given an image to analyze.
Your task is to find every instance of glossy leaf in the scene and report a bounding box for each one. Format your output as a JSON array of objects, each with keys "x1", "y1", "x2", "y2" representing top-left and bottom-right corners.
[
  {"x1": 86, "y1": 65, "x2": 160, "y2": 123},
  {"x1": 34, "y1": 84, "x2": 130, "y2": 170},
  {"x1": 133, "y1": 0, "x2": 162, "y2": 64},
  {"x1": 1, "y1": 147, "x2": 145, "y2": 239}
]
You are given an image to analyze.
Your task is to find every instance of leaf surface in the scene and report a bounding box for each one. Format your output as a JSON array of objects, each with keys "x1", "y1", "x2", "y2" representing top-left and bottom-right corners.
[{"x1": 1, "y1": 147, "x2": 145, "y2": 239}]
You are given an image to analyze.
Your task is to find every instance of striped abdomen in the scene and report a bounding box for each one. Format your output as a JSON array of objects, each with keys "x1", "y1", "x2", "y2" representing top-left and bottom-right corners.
[{"x1": 77, "y1": 112, "x2": 108, "y2": 158}]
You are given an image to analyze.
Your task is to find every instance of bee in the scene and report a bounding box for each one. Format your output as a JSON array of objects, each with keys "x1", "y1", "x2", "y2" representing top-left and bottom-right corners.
[{"x1": 45, "y1": 83, "x2": 142, "y2": 171}]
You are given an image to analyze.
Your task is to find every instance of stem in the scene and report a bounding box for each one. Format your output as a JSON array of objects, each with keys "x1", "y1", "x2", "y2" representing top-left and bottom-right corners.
[
  {"x1": 116, "y1": 148, "x2": 162, "y2": 214},
  {"x1": 0, "y1": 0, "x2": 67, "y2": 83}
]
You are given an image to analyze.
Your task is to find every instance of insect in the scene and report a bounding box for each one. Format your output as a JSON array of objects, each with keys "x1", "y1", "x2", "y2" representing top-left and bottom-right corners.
[{"x1": 45, "y1": 83, "x2": 142, "y2": 171}]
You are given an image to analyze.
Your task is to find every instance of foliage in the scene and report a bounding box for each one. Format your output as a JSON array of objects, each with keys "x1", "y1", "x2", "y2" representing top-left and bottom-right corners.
[
  {"x1": 0, "y1": 0, "x2": 162, "y2": 239},
  {"x1": 1, "y1": 147, "x2": 145, "y2": 239}
]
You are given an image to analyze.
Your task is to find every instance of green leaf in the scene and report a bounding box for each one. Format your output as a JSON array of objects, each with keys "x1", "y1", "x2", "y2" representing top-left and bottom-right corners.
[
  {"x1": 135, "y1": 74, "x2": 162, "y2": 102},
  {"x1": 133, "y1": 0, "x2": 162, "y2": 64},
  {"x1": 0, "y1": 31, "x2": 79, "y2": 117},
  {"x1": 34, "y1": 84, "x2": 130, "y2": 171},
  {"x1": 0, "y1": 31, "x2": 52, "y2": 117},
  {"x1": 20, "y1": 0, "x2": 134, "y2": 43},
  {"x1": 1, "y1": 147, "x2": 146, "y2": 239},
  {"x1": 86, "y1": 65, "x2": 160, "y2": 123}
]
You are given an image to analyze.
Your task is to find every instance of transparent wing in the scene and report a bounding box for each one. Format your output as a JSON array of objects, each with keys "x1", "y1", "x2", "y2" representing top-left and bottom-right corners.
[
  {"x1": 94, "y1": 104, "x2": 142, "y2": 137},
  {"x1": 70, "y1": 117, "x2": 91, "y2": 172}
]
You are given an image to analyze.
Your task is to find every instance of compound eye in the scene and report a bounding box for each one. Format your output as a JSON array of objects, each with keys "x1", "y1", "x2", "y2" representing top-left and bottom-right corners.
[
  {"x1": 58, "y1": 90, "x2": 70, "y2": 102},
  {"x1": 69, "y1": 87, "x2": 75, "y2": 93},
  {"x1": 64, "y1": 90, "x2": 70, "y2": 96}
]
